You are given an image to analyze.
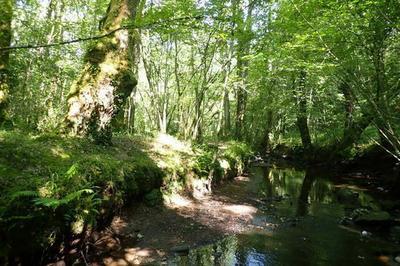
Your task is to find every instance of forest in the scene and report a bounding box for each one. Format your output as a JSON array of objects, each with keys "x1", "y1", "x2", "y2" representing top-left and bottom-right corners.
[{"x1": 0, "y1": 0, "x2": 400, "y2": 265}]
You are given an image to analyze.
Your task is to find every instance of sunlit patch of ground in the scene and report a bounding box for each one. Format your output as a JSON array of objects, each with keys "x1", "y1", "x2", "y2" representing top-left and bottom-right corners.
[
  {"x1": 102, "y1": 248, "x2": 164, "y2": 265},
  {"x1": 334, "y1": 184, "x2": 369, "y2": 191}
]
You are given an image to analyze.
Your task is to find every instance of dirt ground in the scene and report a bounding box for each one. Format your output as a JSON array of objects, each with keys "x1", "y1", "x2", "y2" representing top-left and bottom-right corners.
[{"x1": 89, "y1": 175, "x2": 268, "y2": 265}]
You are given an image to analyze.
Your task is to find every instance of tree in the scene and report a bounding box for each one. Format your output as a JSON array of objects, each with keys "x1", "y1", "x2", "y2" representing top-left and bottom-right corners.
[
  {"x1": 294, "y1": 70, "x2": 312, "y2": 150},
  {"x1": 234, "y1": 0, "x2": 254, "y2": 140},
  {"x1": 0, "y1": 0, "x2": 12, "y2": 125},
  {"x1": 65, "y1": 0, "x2": 141, "y2": 144}
]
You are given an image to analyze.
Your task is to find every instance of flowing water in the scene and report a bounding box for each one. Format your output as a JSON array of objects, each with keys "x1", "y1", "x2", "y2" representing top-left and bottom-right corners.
[{"x1": 168, "y1": 166, "x2": 400, "y2": 265}]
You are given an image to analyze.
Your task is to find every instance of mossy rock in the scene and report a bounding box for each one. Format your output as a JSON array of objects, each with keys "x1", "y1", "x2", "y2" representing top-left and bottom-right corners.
[
  {"x1": 354, "y1": 210, "x2": 392, "y2": 226},
  {"x1": 144, "y1": 189, "x2": 163, "y2": 207}
]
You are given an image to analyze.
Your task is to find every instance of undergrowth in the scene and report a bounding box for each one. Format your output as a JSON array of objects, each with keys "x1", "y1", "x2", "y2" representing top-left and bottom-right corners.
[{"x1": 0, "y1": 130, "x2": 252, "y2": 263}]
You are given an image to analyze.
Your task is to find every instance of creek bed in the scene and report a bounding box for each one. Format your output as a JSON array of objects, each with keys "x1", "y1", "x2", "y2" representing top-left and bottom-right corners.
[{"x1": 167, "y1": 166, "x2": 400, "y2": 266}]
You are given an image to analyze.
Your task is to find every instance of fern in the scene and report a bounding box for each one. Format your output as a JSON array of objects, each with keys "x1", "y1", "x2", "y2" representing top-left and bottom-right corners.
[
  {"x1": 33, "y1": 198, "x2": 62, "y2": 208},
  {"x1": 33, "y1": 188, "x2": 94, "y2": 209},
  {"x1": 3, "y1": 215, "x2": 36, "y2": 222},
  {"x1": 65, "y1": 163, "x2": 78, "y2": 179},
  {"x1": 11, "y1": 190, "x2": 39, "y2": 201},
  {"x1": 63, "y1": 188, "x2": 93, "y2": 203}
]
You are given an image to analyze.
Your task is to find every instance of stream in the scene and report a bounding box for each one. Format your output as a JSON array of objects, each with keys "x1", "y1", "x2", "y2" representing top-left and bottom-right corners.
[{"x1": 166, "y1": 165, "x2": 400, "y2": 266}]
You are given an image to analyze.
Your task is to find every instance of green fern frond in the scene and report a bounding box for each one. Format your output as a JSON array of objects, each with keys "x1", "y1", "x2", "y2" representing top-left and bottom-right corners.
[
  {"x1": 33, "y1": 188, "x2": 95, "y2": 209},
  {"x1": 11, "y1": 190, "x2": 39, "y2": 200},
  {"x1": 63, "y1": 188, "x2": 94, "y2": 203}
]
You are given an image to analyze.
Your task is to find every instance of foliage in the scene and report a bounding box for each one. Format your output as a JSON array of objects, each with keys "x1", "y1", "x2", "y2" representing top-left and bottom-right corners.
[
  {"x1": 0, "y1": 130, "x2": 251, "y2": 262},
  {"x1": 3, "y1": 0, "x2": 398, "y2": 160},
  {"x1": 1, "y1": 0, "x2": 399, "y2": 263},
  {"x1": 0, "y1": 130, "x2": 162, "y2": 260}
]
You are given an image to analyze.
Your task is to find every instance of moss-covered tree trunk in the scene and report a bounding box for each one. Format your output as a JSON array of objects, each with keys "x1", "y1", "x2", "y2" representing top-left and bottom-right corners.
[
  {"x1": 65, "y1": 0, "x2": 140, "y2": 144},
  {"x1": 0, "y1": 0, "x2": 12, "y2": 125}
]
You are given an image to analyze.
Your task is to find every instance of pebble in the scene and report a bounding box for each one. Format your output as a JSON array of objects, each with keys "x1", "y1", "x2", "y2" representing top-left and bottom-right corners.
[
  {"x1": 361, "y1": 230, "x2": 369, "y2": 237},
  {"x1": 395, "y1": 255, "x2": 400, "y2": 264}
]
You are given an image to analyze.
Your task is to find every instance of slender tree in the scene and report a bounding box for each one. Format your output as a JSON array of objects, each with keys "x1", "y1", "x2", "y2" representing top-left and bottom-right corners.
[
  {"x1": 0, "y1": 0, "x2": 12, "y2": 125},
  {"x1": 294, "y1": 70, "x2": 312, "y2": 150},
  {"x1": 234, "y1": 0, "x2": 254, "y2": 140}
]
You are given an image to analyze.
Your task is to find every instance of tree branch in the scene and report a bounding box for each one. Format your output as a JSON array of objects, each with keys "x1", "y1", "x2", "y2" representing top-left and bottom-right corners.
[{"x1": 0, "y1": 15, "x2": 203, "y2": 51}]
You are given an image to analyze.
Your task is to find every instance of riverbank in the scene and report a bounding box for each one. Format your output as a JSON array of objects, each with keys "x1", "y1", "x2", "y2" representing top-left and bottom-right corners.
[
  {"x1": 0, "y1": 130, "x2": 252, "y2": 264},
  {"x1": 2, "y1": 129, "x2": 399, "y2": 265},
  {"x1": 91, "y1": 164, "x2": 400, "y2": 265}
]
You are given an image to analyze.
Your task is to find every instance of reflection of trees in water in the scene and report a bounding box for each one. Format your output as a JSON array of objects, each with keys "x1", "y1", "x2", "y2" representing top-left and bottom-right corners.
[
  {"x1": 259, "y1": 167, "x2": 333, "y2": 216},
  {"x1": 264, "y1": 168, "x2": 305, "y2": 198},
  {"x1": 297, "y1": 170, "x2": 315, "y2": 216},
  {"x1": 172, "y1": 236, "x2": 238, "y2": 265},
  {"x1": 260, "y1": 167, "x2": 272, "y2": 197},
  {"x1": 296, "y1": 169, "x2": 335, "y2": 216},
  {"x1": 310, "y1": 179, "x2": 333, "y2": 203},
  {"x1": 213, "y1": 236, "x2": 237, "y2": 265}
]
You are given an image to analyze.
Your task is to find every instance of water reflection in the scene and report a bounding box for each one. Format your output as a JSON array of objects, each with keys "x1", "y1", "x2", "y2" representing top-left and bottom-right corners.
[
  {"x1": 170, "y1": 236, "x2": 238, "y2": 265},
  {"x1": 169, "y1": 166, "x2": 398, "y2": 266}
]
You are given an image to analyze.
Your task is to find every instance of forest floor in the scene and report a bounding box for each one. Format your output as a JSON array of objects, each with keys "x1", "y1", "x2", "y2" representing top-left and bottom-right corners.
[{"x1": 89, "y1": 174, "x2": 267, "y2": 265}]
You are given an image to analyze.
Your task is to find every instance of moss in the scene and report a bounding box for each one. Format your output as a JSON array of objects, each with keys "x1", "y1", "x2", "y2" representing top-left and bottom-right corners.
[{"x1": 0, "y1": 130, "x2": 252, "y2": 262}]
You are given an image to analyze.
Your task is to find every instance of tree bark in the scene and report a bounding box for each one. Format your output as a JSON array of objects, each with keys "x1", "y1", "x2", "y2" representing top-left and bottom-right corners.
[
  {"x1": 222, "y1": 40, "x2": 233, "y2": 137},
  {"x1": 334, "y1": 77, "x2": 373, "y2": 152},
  {"x1": 65, "y1": 0, "x2": 140, "y2": 144},
  {"x1": 223, "y1": 87, "x2": 231, "y2": 136},
  {"x1": 339, "y1": 81, "x2": 354, "y2": 130},
  {"x1": 234, "y1": 0, "x2": 254, "y2": 140},
  {"x1": 260, "y1": 110, "x2": 273, "y2": 154},
  {"x1": 295, "y1": 70, "x2": 312, "y2": 150},
  {"x1": 337, "y1": 112, "x2": 372, "y2": 151},
  {"x1": 0, "y1": 0, "x2": 12, "y2": 125}
]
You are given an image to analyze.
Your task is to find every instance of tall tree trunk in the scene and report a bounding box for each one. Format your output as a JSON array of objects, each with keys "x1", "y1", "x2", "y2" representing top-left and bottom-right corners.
[
  {"x1": 193, "y1": 85, "x2": 203, "y2": 142},
  {"x1": 337, "y1": 112, "x2": 372, "y2": 151},
  {"x1": 222, "y1": 41, "x2": 232, "y2": 137},
  {"x1": 339, "y1": 81, "x2": 354, "y2": 130},
  {"x1": 0, "y1": 0, "x2": 12, "y2": 125},
  {"x1": 122, "y1": 0, "x2": 144, "y2": 134},
  {"x1": 260, "y1": 110, "x2": 273, "y2": 155},
  {"x1": 294, "y1": 70, "x2": 312, "y2": 150},
  {"x1": 223, "y1": 87, "x2": 231, "y2": 136},
  {"x1": 334, "y1": 77, "x2": 373, "y2": 153},
  {"x1": 65, "y1": 0, "x2": 140, "y2": 144},
  {"x1": 234, "y1": 0, "x2": 254, "y2": 140}
]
